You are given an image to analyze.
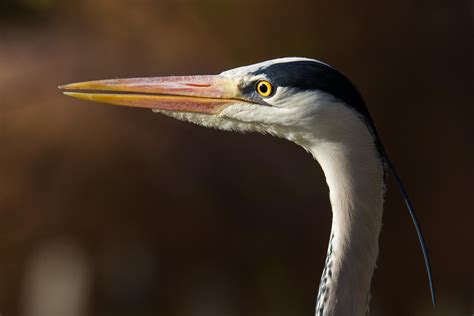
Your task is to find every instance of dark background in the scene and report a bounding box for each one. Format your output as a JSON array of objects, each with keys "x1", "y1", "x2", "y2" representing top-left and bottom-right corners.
[{"x1": 1, "y1": 1, "x2": 472, "y2": 315}]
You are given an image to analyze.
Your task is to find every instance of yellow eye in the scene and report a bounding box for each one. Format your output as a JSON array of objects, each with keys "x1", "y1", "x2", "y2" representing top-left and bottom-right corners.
[{"x1": 256, "y1": 80, "x2": 274, "y2": 97}]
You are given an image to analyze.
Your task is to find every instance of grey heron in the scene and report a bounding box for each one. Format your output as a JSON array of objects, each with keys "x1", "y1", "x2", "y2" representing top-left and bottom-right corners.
[{"x1": 60, "y1": 57, "x2": 435, "y2": 316}]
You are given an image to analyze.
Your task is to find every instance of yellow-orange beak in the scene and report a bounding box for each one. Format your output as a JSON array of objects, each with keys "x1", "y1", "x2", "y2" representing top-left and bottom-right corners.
[{"x1": 59, "y1": 75, "x2": 243, "y2": 114}]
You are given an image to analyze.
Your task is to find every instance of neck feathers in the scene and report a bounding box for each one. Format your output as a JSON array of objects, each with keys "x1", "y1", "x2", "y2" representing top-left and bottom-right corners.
[
  {"x1": 312, "y1": 141, "x2": 384, "y2": 316},
  {"x1": 292, "y1": 101, "x2": 385, "y2": 316}
]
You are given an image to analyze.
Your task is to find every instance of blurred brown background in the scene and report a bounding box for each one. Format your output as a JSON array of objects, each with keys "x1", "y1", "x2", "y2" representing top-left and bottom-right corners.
[{"x1": 1, "y1": 1, "x2": 472, "y2": 315}]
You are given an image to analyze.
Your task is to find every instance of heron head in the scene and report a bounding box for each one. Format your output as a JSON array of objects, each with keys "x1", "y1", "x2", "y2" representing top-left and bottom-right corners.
[
  {"x1": 59, "y1": 58, "x2": 438, "y2": 307},
  {"x1": 60, "y1": 57, "x2": 373, "y2": 141}
]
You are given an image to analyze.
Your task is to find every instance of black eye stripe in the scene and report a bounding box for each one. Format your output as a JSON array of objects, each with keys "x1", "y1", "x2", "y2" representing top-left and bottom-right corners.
[{"x1": 249, "y1": 60, "x2": 377, "y2": 134}]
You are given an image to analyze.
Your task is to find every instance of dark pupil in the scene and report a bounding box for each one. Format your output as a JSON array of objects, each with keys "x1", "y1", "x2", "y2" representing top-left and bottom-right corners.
[{"x1": 259, "y1": 84, "x2": 268, "y2": 93}]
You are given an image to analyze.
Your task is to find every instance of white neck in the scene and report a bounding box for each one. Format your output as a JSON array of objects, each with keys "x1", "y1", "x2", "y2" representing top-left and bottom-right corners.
[{"x1": 289, "y1": 102, "x2": 385, "y2": 316}]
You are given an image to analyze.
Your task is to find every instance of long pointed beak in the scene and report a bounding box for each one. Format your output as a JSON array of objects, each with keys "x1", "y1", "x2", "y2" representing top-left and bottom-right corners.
[{"x1": 59, "y1": 75, "x2": 243, "y2": 114}]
